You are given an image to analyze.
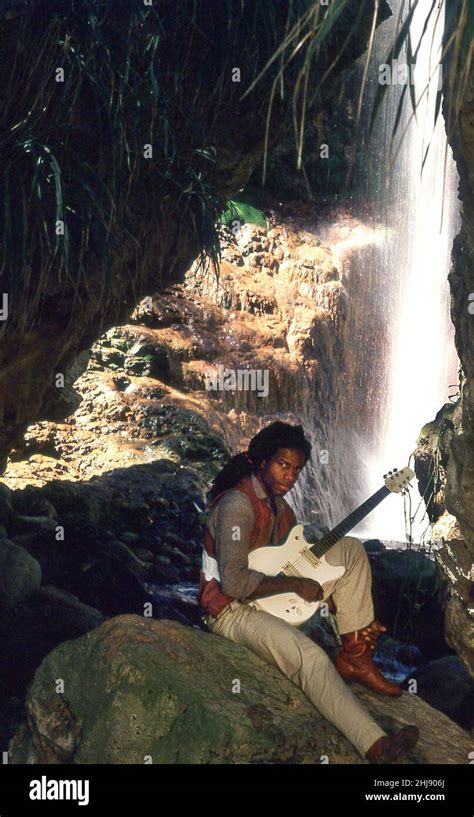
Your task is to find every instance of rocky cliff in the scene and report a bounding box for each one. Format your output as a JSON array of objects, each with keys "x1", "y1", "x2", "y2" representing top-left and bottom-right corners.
[
  {"x1": 3, "y1": 204, "x2": 389, "y2": 527},
  {"x1": 410, "y1": 1, "x2": 474, "y2": 677}
]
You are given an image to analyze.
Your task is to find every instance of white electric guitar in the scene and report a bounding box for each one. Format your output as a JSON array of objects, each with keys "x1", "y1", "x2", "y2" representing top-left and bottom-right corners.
[{"x1": 247, "y1": 467, "x2": 415, "y2": 625}]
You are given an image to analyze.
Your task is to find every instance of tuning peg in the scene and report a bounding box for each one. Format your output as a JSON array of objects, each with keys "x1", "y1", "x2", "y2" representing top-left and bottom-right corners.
[
  {"x1": 393, "y1": 467, "x2": 398, "y2": 472},
  {"x1": 383, "y1": 473, "x2": 387, "y2": 478}
]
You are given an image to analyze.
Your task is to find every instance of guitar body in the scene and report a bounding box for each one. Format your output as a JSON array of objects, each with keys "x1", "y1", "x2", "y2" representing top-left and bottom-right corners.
[
  {"x1": 247, "y1": 524, "x2": 345, "y2": 625},
  {"x1": 201, "y1": 467, "x2": 413, "y2": 626}
]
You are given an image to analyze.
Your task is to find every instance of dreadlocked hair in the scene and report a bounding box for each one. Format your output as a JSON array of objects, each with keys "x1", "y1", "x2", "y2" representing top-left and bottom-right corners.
[{"x1": 207, "y1": 421, "x2": 311, "y2": 504}]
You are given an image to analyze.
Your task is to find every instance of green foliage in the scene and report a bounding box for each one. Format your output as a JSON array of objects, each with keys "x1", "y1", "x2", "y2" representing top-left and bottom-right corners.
[
  {"x1": 218, "y1": 197, "x2": 267, "y2": 229},
  {"x1": 0, "y1": 2, "x2": 220, "y2": 330}
]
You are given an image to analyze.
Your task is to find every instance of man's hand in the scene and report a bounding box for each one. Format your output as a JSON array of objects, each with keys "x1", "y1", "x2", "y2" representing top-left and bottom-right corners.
[
  {"x1": 293, "y1": 577, "x2": 324, "y2": 602},
  {"x1": 247, "y1": 575, "x2": 324, "y2": 602}
]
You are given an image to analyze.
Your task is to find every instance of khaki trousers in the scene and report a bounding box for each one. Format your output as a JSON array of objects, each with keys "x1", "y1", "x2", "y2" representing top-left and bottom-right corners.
[{"x1": 206, "y1": 536, "x2": 386, "y2": 758}]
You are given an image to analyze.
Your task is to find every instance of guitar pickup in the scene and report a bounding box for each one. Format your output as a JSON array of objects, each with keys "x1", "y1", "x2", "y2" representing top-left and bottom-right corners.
[{"x1": 299, "y1": 549, "x2": 321, "y2": 567}]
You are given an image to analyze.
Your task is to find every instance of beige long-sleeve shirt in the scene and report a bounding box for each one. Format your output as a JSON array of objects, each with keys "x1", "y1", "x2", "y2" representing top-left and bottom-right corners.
[{"x1": 206, "y1": 473, "x2": 297, "y2": 601}]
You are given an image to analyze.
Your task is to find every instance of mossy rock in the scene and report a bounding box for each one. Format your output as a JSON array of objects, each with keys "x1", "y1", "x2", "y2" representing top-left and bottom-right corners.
[{"x1": 9, "y1": 615, "x2": 471, "y2": 764}]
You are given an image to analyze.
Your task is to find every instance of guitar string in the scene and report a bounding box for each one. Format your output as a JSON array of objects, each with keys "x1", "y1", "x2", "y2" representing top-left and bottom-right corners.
[
  {"x1": 283, "y1": 485, "x2": 395, "y2": 575},
  {"x1": 288, "y1": 514, "x2": 377, "y2": 572},
  {"x1": 287, "y1": 534, "x2": 339, "y2": 574},
  {"x1": 288, "y1": 506, "x2": 378, "y2": 571}
]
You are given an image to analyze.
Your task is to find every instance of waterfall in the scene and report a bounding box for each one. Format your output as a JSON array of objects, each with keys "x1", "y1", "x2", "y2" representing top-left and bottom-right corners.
[
  {"x1": 350, "y1": 0, "x2": 460, "y2": 543},
  {"x1": 291, "y1": 0, "x2": 460, "y2": 544}
]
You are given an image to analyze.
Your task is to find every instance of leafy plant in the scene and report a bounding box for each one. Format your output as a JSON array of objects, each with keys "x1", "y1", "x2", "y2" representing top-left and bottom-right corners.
[{"x1": 218, "y1": 197, "x2": 267, "y2": 229}]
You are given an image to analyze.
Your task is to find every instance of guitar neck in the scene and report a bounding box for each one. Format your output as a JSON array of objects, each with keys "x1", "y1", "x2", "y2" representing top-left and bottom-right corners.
[{"x1": 310, "y1": 485, "x2": 390, "y2": 558}]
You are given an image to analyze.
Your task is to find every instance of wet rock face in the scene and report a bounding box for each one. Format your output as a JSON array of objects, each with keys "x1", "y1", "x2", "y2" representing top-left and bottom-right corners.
[
  {"x1": 419, "y1": 18, "x2": 474, "y2": 675},
  {"x1": 414, "y1": 401, "x2": 473, "y2": 675},
  {"x1": 8, "y1": 614, "x2": 472, "y2": 764},
  {"x1": 14, "y1": 210, "x2": 383, "y2": 569},
  {"x1": 2, "y1": 208, "x2": 357, "y2": 516},
  {"x1": 415, "y1": 402, "x2": 460, "y2": 525}
]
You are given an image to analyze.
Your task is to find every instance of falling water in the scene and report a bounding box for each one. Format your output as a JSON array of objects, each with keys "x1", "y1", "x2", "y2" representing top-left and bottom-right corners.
[
  {"x1": 341, "y1": 0, "x2": 460, "y2": 544},
  {"x1": 271, "y1": 0, "x2": 459, "y2": 546}
]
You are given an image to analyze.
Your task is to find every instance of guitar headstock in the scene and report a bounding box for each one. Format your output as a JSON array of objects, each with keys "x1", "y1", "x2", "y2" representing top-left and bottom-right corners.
[{"x1": 383, "y1": 467, "x2": 415, "y2": 494}]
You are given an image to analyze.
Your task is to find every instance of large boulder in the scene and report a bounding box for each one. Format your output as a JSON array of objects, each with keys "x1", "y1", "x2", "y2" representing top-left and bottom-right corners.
[
  {"x1": 0, "y1": 585, "x2": 105, "y2": 701},
  {"x1": 0, "y1": 538, "x2": 41, "y2": 612},
  {"x1": 8, "y1": 615, "x2": 472, "y2": 764}
]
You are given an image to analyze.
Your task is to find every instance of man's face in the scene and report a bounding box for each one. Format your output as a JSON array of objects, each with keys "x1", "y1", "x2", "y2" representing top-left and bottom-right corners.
[{"x1": 258, "y1": 447, "x2": 306, "y2": 498}]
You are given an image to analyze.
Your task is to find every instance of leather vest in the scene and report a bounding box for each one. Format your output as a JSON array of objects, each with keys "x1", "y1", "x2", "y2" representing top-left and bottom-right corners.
[{"x1": 198, "y1": 475, "x2": 296, "y2": 617}]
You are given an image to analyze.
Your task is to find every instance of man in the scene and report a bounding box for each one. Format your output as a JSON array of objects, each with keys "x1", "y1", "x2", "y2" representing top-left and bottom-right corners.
[{"x1": 199, "y1": 421, "x2": 419, "y2": 764}]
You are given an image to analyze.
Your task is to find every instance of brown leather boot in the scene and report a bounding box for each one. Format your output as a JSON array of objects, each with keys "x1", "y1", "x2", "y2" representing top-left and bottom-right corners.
[
  {"x1": 335, "y1": 623, "x2": 402, "y2": 697},
  {"x1": 366, "y1": 725, "x2": 420, "y2": 763}
]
